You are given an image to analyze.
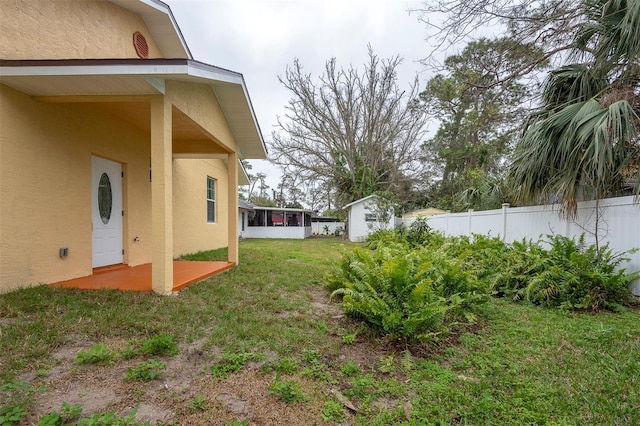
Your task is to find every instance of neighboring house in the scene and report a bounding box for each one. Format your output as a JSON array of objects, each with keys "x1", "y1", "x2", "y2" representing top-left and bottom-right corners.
[
  {"x1": 238, "y1": 199, "x2": 255, "y2": 240},
  {"x1": 0, "y1": 0, "x2": 267, "y2": 294},
  {"x1": 344, "y1": 195, "x2": 394, "y2": 242},
  {"x1": 402, "y1": 207, "x2": 446, "y2": 226},
  {"x1": 240, "y1": 204, "x2": 313, "y2": 239}
]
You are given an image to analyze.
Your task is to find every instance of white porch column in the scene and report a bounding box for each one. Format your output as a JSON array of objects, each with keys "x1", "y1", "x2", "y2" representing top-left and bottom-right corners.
[
  {"x1": 228, "y1": 152, "x2": 239, "y2": 265},
  {"x1": 150, "y1": 96, "x2": 174, "y2": 294}
]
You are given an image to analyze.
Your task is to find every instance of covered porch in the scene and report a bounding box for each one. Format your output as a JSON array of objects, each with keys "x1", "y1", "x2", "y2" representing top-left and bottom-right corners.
[
  {"x1": 50, "y1": 260, "x2": 233, "y2": 292},
  {"x1": 0, "y1": 58, "x2": 266, "y2": 294}
]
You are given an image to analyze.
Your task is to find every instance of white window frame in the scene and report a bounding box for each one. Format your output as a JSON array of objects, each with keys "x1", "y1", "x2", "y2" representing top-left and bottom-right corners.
[{"x1": 207, "y1": 176, "x2": 216, "y2": 223}]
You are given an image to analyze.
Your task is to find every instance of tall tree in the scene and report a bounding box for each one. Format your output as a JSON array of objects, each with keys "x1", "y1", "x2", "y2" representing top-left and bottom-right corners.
[
  {"x1": 270, "y1": 47, "x2": 429, "y2": 207},
  {"x1": 420, "y1": 38, "x2": 545, "y2": 211},
  {"x1": 508, "y1": 0, "x2": 640, "y2": 215},
  {"x1": 413, "y1": 0, "x2": 584, "y2": 89}
]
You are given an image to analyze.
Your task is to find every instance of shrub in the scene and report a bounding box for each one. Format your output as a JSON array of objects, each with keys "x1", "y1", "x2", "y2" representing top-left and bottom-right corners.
[
  {"x1": 439, "y1": 234, "x2": 509, "y2": 281},
  {"x1": 364, "y1": 217, "x2": 445, "y2": 250},
  {"x1": 329, "y1": 244, "x2": 487, "y2": 342},
  {"x1": 490, "y1": 238, "x2": 547, "y2": 301},
  {"x1": 526, "y1": 235, "x2": 638, "y2": 310},
  {"x1": 492, "y1": 234, "x2": 639, "y2": 311},
  {"x1": 404, "y1": 217, "x2": 446, "y2": 248}
]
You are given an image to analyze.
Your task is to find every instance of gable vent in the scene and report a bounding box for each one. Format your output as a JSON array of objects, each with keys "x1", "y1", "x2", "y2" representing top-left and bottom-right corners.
[{"x1": 133, "y1": 31, "x2": 149, "y2": 58}]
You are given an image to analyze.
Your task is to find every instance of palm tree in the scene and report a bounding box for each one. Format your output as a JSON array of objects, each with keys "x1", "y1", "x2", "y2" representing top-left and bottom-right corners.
[{"x1": 508, "y1": 0, "x2": 640, "y2": 216}]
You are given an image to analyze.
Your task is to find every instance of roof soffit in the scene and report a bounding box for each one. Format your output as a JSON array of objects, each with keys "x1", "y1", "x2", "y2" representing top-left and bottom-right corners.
[{"x1": 0, "y1": 59, "x2": 267, "y2": 160}]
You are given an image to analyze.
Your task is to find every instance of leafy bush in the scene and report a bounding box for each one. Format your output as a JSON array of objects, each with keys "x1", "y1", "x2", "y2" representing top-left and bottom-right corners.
[
  {"x1": 404, "y1": 217, "x2": 446, "y2": 248},
  {"x1": 365, "y1": 217, "x2": 445, "y2": 250},
  {"x1": 490, "y1": 239, "x2": 547, "y2": 301},
  {"x1": 364, "y1": 228, "x2": 399, "y2": 250},
  {"x1": 529, "y1": 235, "x2": 636, "y2": 310},
  {"x1": 438, "y1": 234, "x2": 509, "y2": 281},
  {"x1": 491, "y1": 235, "x2": 638, "y2": 311},
  {"x1": 329, "y1": 244, "x2": 487, "y2": 342}
]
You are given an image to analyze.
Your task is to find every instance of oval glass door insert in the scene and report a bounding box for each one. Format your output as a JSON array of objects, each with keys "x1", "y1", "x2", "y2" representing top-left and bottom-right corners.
[{"x1": 98, "y1": 173, "x2": 113, "y2": 224}]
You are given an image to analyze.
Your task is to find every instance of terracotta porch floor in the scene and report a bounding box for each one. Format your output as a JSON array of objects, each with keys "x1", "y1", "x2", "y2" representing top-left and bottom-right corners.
[{"x1": 50, "y1": 261, "x2": 234, "y2": 292}]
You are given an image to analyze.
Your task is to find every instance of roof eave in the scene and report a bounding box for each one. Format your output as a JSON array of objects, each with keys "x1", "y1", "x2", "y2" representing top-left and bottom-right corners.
[{"x1": 0, "y1": 58, "x2": 267, "y2": 159}]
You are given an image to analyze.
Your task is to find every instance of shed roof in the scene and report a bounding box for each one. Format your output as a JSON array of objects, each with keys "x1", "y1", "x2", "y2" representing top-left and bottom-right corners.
[{"x1": 343, "y1": 194, "x2": 378, "y2": 209}]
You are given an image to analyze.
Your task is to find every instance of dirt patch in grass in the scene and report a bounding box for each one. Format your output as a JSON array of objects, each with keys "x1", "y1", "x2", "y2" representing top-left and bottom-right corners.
[{"x1": 17, "y1": 290, "x2": 383, "y2": 425}]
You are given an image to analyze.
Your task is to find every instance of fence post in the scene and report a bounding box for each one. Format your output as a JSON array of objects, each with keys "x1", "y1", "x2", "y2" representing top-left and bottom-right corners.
[
  {"x1": 468, "y1": 209, "x2": 474, "y2": 236},
  {"x1": 445, "y1": 210, "x2": 450, "y2": 236},
  {"x1": 502, "y1": 203, "x2": 510, "y2": 242}
]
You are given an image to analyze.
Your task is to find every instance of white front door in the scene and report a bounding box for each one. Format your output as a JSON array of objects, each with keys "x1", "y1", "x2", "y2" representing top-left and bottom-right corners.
[{"x1": 92, "y1": 156, "x2": 123, "y2": 268}]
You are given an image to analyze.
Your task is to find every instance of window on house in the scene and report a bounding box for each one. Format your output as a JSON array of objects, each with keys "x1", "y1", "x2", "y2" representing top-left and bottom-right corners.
[
  {"x1": 207, "y1": 177, "x2": 216, "y2": 223},
  {"x1": 248, "y1": 210, "x2": 265, "y2": 226},
  {"x1": 268, "y1": 211, "x2": 284, "y2": 226},
  {"x1": 365, "y1": 213, "x2": 377, "y2": 222}
]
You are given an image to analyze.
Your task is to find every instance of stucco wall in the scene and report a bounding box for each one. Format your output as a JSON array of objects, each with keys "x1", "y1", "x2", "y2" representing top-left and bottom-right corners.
[
  {"x1": 0, "y1": 0, "x2": 163, "y2": 60},
  {"x1": 166, "y1": 81, "x2": 238, "y2": 154},
  {"x1": 172, "y1": 159, "x2": 229, "y2": 256},
  {"x1": 0, "y1": 85, "x2": 153, "y2": 292}
]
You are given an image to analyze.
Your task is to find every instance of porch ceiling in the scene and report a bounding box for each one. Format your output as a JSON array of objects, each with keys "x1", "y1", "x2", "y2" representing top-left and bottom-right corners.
[
  {"x1": 0, "y1": 58, "x2": 267, "y2": 159},
  {"x1": 86, "y1": 102, "x2": 229, "y2": 155}
]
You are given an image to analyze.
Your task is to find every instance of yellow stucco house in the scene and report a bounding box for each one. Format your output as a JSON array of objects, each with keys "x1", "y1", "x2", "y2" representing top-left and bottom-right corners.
[{"x1": 0, "y1": 0, "x2": 267, "y2": 294}]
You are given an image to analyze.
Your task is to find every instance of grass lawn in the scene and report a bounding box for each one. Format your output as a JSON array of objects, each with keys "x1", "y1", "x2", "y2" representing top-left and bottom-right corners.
[{"x1": 1, "y1": 238, "x2": 639, "y2": 425}]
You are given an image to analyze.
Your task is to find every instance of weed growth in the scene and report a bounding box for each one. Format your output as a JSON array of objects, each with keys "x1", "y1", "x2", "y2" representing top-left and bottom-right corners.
[
  {"x1": 321, "y1": 400, "x2": 346, "y2": 422},
  {"x1": 341, "y1": 333, "x2": 356, "y2": 344},
  {"x1": 38, "y1": 402, "x2": 83, "y2": 425},
  {"x1": 264, "y1": 356, "x2": 299, "y2": 374},
  {"x1": 76, "y1": 343, "x2": 117, "y2": 366},
  {"x1": 124, "y1": 360, "x2": 166, "y2": 381},
  {"x1": 300, "y1": 349, "x2": 335, "y2": 383},
  {"x1": 75, "y1": 409, "x2": 141, "y2": 425},
  {"x1": 269, "y1": 374, "x2": 306, "y2": 403},
  {"x1": 139, "y1": 334, "x2": 179, "y2": 357},
  {"x1": 0, "y1": 380, "x2": 37, "y2": 426},
  {"x1": 225, "y1": 419, "x2": 249, "y2": 426},
  {"x1": 188, "y1": 395, "x2": 208, "y2": 412},
  {"x1": 210, "y1": 352, "x2": 263, "y2": 378},
  {"x1": 340, "y1": 359, "x2": 361, "y2": 377}
]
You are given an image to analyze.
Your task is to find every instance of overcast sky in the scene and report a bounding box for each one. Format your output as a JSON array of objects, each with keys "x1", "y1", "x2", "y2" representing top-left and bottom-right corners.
[{"x1": 165, "y1": 0, "x2": 434, "y2": 191}]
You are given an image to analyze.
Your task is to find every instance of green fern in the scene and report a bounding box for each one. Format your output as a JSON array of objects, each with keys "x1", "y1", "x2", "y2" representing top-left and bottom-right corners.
[{"x1": 329, "y1": 244, "x2": 486, "y2": 342}]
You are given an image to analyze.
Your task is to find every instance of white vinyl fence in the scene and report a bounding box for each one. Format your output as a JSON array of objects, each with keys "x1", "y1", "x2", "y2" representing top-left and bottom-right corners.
[
  {"x1": 406, "y1": 196, "x2": 640, "y2": 296},
  {"x1": 311, "y1": 222, "x2": 346, "y2": 236}
]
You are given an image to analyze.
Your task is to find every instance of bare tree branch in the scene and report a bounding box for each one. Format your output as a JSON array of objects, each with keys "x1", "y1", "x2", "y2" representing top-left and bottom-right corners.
[{"x1": 270, "y1": 47, "x2": 429, "y2": 207}]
